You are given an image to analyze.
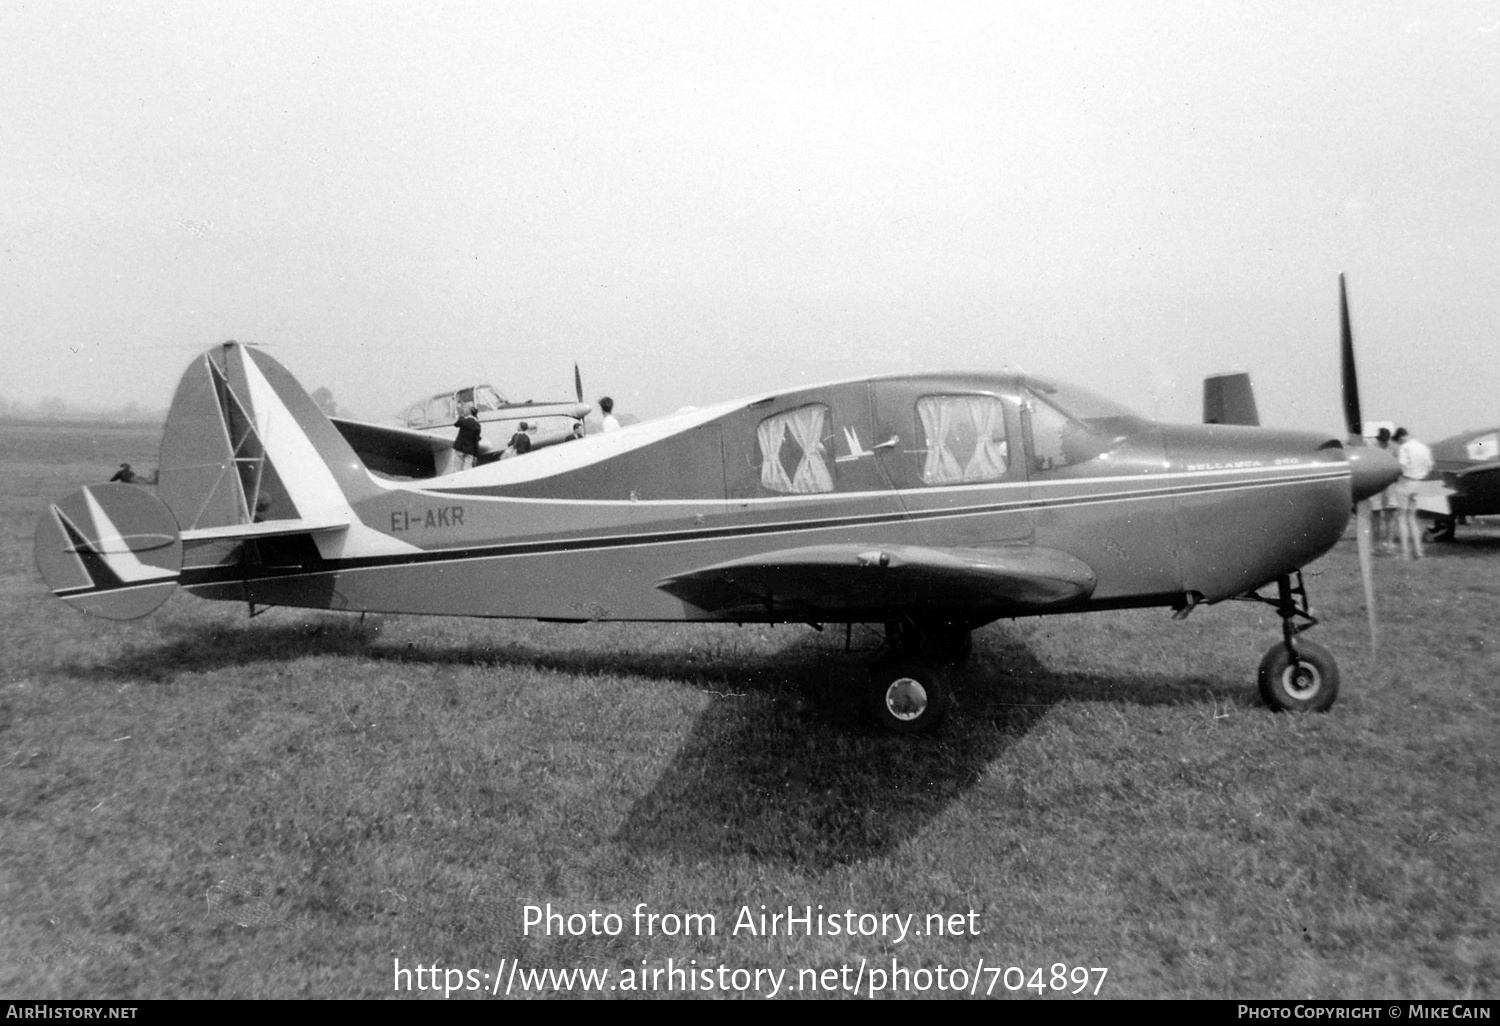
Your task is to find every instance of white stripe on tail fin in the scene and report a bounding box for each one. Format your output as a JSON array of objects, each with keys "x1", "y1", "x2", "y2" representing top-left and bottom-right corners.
[
  {"x1": 80, "y1": 489, "x2": 179, "y2": 583},
  {"x1": 159, "y1": 342, "x2": 418, "y2": 558}
]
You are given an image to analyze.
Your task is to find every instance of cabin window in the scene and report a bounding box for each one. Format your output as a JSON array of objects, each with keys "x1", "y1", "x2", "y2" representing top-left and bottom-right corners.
[
  {"x1": 1024, "y1": 391, "x2": 1118, "y2": 471},
  {"x1": 915, "y1": 395, "x2": 1009, "y2": 485},
  {"x1": 426, "y1": 396, "x2": 456, "y2": 426},
  {"x1": 474, "y1": 386, "x2": 507, "y2": 412},
  {"x1": 757, "y1": 404, "x2": 834, "y2": 494},
  {"x1": 1466, "y1": 432, "x2": 1498, "y2": 462}
]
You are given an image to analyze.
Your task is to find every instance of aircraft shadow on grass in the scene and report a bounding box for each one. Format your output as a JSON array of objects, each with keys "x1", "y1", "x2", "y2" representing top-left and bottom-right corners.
[
  {"x1": 81, "y1": 618, "x2": 1241, "y2": 869},
  {"x1": 608, "y1": 629, "x2": 1243, "y2": 868}
]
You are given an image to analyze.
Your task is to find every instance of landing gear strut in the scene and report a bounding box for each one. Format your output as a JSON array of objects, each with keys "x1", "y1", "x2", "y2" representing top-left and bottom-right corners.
[
  {"x1": 1426, "y1": 515, "x2": 1457, "y2": 543},
  {"x1": 1243, "y1": 572, "x2": 1340, "y2": 712},
  {"x1": 865, "y1": 620, "x2": 974, "y2": 733}
]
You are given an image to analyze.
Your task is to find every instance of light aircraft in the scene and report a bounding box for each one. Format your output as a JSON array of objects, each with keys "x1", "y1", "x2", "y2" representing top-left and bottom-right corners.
[
  {"x1": 1413, "y1": 428, "x2": 1500, "y2": 541},
  {"x1": 392, "y1": 372, "x2": 593, "y2": 464},
  {"x1": 1334, "y1": 273, "x2": 1500, "y2": 543},
  {"x1": 34, "y1": 333, "x2": 1400, "y2": 733}
]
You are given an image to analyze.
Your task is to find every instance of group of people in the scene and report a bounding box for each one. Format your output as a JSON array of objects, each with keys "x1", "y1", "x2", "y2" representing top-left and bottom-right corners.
[
  {"x1": 1373, "y1": 426, "x2": 1434, "y2": 560},
  {"x1": 450, "y1": 395, "x2": 622, "y2": 471}
]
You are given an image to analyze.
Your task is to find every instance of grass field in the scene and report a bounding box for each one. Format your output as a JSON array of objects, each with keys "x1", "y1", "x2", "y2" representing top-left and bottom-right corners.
[{"x1": 2, "y1": 419, "x2": 1496, "y2": 999}]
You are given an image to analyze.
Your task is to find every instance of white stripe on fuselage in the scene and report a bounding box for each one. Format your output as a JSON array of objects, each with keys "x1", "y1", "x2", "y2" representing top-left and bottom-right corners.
[
  {"x1": 405, "y1": 460, "x2": 1348, "y2": 507},
  {"x1": 338, "y1": 464, "x2": 1348, "y2": 562}
]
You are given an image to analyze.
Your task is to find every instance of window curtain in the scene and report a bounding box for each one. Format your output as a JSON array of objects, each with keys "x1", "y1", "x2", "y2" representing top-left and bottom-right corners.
[
  {"x1": 918, "y1": 395, "x2": 1007, "y2": 485},
  {"x1": 757, "y1": 416, "x2": 794, "y2": 492},
  {"x1": 959, "y1": 395, "x2": 1008, "y2": 481},
  {"x1": 918, "y1": 397, "x2": 964, "y2": 485},
  {"x1": 758, "y1": 405, "x2": 833, "y2": 493}
]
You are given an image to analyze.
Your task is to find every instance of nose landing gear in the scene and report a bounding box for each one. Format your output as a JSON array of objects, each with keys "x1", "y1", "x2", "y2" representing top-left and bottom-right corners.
[{"x1": 1242, "y1": 572, "x2": 1341, "y2": 712}]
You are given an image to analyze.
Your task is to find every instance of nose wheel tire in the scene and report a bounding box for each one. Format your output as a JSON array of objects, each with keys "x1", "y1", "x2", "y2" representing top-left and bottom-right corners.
[
  {"x1": 867, "y1": 657, "x2": 951, "y2": 734},
  {"x1": 1257, "y1": 639, "x2": 1340, "y2": 713}
]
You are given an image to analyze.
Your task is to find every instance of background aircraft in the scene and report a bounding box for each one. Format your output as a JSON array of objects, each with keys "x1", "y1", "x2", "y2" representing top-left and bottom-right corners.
[
  {"x1": 1330, "y1": 275, "x2": 1498, "y2": 543},
  {"x1": 392, "y1": 369, "x2": 593, "y2": 463},
  {"x1": 34, "y1": 339, "x2": 1398, "y2": 733},
  {"x1": 1416, "y1": 428, "x2": 1500, "y2": 541}
]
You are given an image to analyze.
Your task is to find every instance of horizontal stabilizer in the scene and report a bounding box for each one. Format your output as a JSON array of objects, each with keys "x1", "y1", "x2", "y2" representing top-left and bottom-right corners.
[
  {"x1": 657, "y1": 543, "x2": 1096, "y2": 621},
  {"x1": 181, "y1": 517, "x2": 353, "y2": 542}
]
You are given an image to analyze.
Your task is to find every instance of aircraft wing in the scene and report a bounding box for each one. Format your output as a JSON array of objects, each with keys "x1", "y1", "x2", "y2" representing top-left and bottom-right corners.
[
  {"x1": 1408, "y1": 462, "x2": 1500, "y2": 517},
  {"x1": 331, "y1": 417, "x2": 456, "y2": 479},
  {"x1": 1456, "y1": 460, "x2": 1500, "y2": 482},
  {"x1": 1451, "y1": 461, "x2": 1500, "y2": 515},
  {"x1": 656, "y1": 543, "x2": 1096, "y2": 621},
  {"x1": 332, "y1": 415, "x2": 579, "y2": 478}
]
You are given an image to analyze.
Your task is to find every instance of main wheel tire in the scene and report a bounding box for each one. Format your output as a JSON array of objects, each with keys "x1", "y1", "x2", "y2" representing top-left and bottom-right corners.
[
  {"x1": 1257, "y1": 639, "x2": 1340, "y2": 713},
  {"x1": 867, "y1": 657, "x2": 951, "y2": 734}
]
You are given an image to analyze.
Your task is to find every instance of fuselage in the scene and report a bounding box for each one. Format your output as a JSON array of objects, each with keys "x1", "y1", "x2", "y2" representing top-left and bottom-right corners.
[
  {"x1": 1430, "y1": 427, "x2": 1500, "y2": 519},
  {"x1": 180, "y1": 369, "x2": 1357, "y2": 624}
]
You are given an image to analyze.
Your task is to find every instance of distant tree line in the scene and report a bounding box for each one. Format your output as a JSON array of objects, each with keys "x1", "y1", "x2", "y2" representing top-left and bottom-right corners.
[
  {"x1": 0, "y1": 393, "x2": 166, "y2": 423},
  {"x1": 1, "y1": 386, "x2": 348, "y2": 423}
]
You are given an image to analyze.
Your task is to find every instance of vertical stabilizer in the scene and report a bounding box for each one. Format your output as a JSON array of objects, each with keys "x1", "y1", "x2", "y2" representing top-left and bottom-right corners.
[
  {"x1": 1202, "y1": 372, "x2": 1261, "y2": 426},
  {"x1": 34, "y1": 483, "x2": 182, "y2": 619},
  {"x1": 157, "y1": 343, "x2": 416, "y2": 557}
]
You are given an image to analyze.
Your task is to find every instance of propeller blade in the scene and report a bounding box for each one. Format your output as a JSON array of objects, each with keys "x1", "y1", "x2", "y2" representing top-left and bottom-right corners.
[
  {"x1": 1342, "y1": 277, "x2": 1380, "y2": 651},
  {"x1": 574, "y1": 363, "x2": 583, "y2": 404},
  {"x1": 1339, "y1": 272, "x2": 1363, "y2": 439},
  {"x1": 1355, "y1": 499, "x2": 1378, "y2": 652}
]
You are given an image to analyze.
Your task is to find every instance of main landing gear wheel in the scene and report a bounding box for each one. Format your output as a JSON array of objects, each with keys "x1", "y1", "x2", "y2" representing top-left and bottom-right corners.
[
  {"x1": 867, "y1": 657, "x2": 951, "y2": 734},
  {"x1": 1257, "y1": 639, "x2": 1340, "y2": 713}
]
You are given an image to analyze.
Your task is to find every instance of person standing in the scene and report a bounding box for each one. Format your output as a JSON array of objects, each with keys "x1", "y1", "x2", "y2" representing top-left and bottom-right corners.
[
  {"x1": 453, "y1": 405, "x2": 483, "y2": 471},
  {"x1": 1372, "y1": 427, "x2": 1397, "y2": 552},
  {"x1": 1392, "y1": 426, "x2": 1434, "y2": 560},
  {"x1": 598, "y1": 396, "x2": 621, "y2": 433}
]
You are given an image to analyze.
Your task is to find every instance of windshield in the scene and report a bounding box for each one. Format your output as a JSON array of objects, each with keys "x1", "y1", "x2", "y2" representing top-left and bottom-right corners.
[
  {"x1": 1021, "y1": 377, "x2": 1143, "y2": 424},
  {"x1": 1022, "y1": 378, "x2": 1145, "y2": 471},
  {"x1": 473, "y1": 385, "x2": 508, "y2": 411}
]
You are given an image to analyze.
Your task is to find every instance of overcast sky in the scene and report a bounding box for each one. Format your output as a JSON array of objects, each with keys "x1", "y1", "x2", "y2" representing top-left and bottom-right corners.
[{"x1": 4, "y1": 1, "x2": 1498, "y2": 439}]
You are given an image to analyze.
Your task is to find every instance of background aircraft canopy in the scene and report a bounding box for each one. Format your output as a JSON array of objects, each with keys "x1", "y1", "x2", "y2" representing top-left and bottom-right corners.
[{"x1": 397, "y1": 385, "x2": 511, "y2": 430}]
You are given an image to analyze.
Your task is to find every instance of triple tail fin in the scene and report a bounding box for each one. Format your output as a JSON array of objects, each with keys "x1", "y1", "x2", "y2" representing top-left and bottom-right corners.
[
  {"x1": 38, "y1": 343, "x2": 419, "y2": 618},
  {"x1": 157, "y1": 342, "x2": 416, "y2": 557},
  {"x1": 35, "y1": 483, "x2": 183, "y2": 619}
]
